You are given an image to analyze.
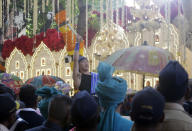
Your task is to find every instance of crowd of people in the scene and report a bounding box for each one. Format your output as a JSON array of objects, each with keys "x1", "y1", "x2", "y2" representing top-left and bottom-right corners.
[{"x1": 1, "y1": 37, "x2": 192, "y2": 131}]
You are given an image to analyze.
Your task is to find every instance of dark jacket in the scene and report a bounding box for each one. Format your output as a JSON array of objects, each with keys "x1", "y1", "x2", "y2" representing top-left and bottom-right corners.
[
  {"x1": 18, "y1": 110, "x2": 44, "y2": 129},
  {"x1": 26, "y1": 121, "x2": 63, "y2": 131}
]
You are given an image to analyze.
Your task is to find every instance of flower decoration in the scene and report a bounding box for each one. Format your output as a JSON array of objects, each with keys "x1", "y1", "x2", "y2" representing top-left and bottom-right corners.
[
  {"x1": 2, "y1": 29, "x2": 66, "y2": 59},
  {"x1": 2, "y1": 40, "x2": 15, "y2": 59}
]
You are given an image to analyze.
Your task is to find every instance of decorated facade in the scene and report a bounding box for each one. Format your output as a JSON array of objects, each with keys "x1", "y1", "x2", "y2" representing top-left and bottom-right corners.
[{"x1": 2, "y1": 0, "x2": 192, "y2": 91}]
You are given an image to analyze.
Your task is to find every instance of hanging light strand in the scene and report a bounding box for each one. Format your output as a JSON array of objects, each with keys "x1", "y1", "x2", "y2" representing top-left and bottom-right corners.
[
  {"x1": 92, "y1": 0, "x2": 95, "y2": 11},
  {"x1": 86, "y1": 0, "x2": 88, "y2": 48},
  {"x1": 33, "y1": 0, "x2": 38, "y2": 43},
  {"x1": 67, "y1": 0, "x2": 71, "y2": 24},
  {"x1": 46, "y1": 0, "x2": 49, "y2": 6},
  {"x1": 7, "y1": 0, "x2": 10, "y2": 24},
  {"x1": 57, "y1": 0, "x2": 60, "y2": 38},
  {"x1": 100, "y1": 0, "x2": 103, "y2": 28},
  {"x1": 0, "y1": 0, "x2": 2, "y2": 28},
  {"x1": 122, "y1": 0, "x2": 125, "y2": 27},
  {"x1": 42, "y1": 0, "x2": 45, "y2": 13},
  {"x1": 106, "y1": 0, "x2": 109, "y2": 25},
  {"x1": 12, "y1": 0, "x2": 15, "y2": 40},
  {"x1": 110, "y1": 0, "x2": 113, "y2": 21},
  {"x1": 116, "y1": 0, "x2": 118, "y2": 24},
  {"x1": 24, "y1": 0, "x2": 26, "y2": 18},
  {"x1": 43, "y1": 0, "x2": 46, "y2": 37},
  {"x1": 65, "y1": 0, "x2": 68, "y2": 47},
  {"x1": 72, "y1": 0, "x2": 74, "y2": 40}
]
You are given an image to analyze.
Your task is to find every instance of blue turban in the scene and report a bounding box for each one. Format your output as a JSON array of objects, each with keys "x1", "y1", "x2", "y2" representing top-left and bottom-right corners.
[
  {"x1": 96, "y1": 62, "x2": 133, "y2": 131},
  {"x1": 36, "y1": 86, "x2": 62, "y2": 119}
]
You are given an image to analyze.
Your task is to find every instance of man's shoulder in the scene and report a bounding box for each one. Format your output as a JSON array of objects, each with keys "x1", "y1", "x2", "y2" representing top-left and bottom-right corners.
[
  {"x1": 26, "y1": 125, "x2": 47, "y2": 131},
  {"x1": 115, "y1": 113, "x2": 133, "y2": 127},
  {"x1": 162, "y1": 109, "x2": 192, "y2": 130},
  {"x1": 161, "y1": 119, "x2": 192, "y2": 131},
  {"x1": 164, "y1": 108, "x2": 192, "y2": 122}
]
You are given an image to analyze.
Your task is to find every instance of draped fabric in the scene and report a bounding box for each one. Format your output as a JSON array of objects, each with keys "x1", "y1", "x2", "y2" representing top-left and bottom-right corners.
[
  {"x1": 91, "y1": 72, "x2": 98, "y2": 94},
  {"x1": 96, "y1": 62, "x2": 133, "y2": 131}
]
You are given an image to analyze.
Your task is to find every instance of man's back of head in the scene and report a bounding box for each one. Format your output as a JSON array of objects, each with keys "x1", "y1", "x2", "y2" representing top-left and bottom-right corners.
[
  {"x1": 71, "y1": 91, "x2": 99, "y2": 131},
  {"x1": 158, "y1": 61, "x2": 188, "y2": 102},
  {"x1": 131, "y1": 88, "x2": 165, "y2": 131},
  {"x1": 19, "y1": 84, "x2": 37, "y2": 108},
  {"x1": 0, "y1": 83, "x2": 16, "y2": 100},
  {"x1": 0, "y1": 93, "x2": 16, "y2": 129},
  {"x1": 48, "y1": 95, "x2": 72, "y2": 128}
]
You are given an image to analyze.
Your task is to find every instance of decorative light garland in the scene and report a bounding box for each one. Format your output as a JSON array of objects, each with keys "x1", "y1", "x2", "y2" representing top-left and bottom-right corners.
[
  {"x1": 52, "y1": 0, "x2": 55, "y2": 18},
  {"x1": 33, "y1": 0, "x2": 38, "y2": 40},
  {"x1": 86, "y1": 0, "x2": 88, "y2": 48},
  {"x1": 59, "y1": 47, "x2": 67, "y2": 77},
  {"x1": 100, "y1": 0, "x2": 103, "y2": 27},
  {"x1": 42, "y1": 0, "x2": 45, "y2": 13},
  {"x1": 72, "y1": 0, "x2": 74, "y2": 40},
  {"x1": 24, "y1": 0, "x2": 26, "y2": 18},
  {"x1": 0, "y1": 0, "x2": 2, "y2": 28},
  {"x1": 106, "y1": 0, "x2": 109, "y2": 25},
  {"x1": 30, "y1": 42, "x2": 56, "y2": 77},
  {"x1": 57, "y1": 0, "x2": 60, "y2": 38},
  {"x1": 116, "y1": 0, "x2": 118, "y2": 24},
  {"x1": 7, "y1": 0, "x2": 10, "y2": 24},
  {"x1": 5, "y1": 48, "x2": 28, "y2": 80},
  {"x1": 66, "y1": 0, "x2": 71, "y2": 24},
  {"x1": 110, "y1": 0, "x2": 113, "y2": 21},
  {"x1": 122, "y1": 0, "x2": 125, "y2": 27},
  {"x1": 46, "y1": 0, "x2": 49, "y2": 6}
]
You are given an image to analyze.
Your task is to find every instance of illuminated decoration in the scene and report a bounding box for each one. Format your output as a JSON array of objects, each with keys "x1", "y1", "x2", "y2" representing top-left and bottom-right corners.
[
  {"x1": 5, "y1": 48, "x2": 28, "y2": 80},
  {"x1": 91, "y1": 21, "x2": 129, "y2": 70},
  {"x1": 0, "y1": 0, "x2": 2, "y2": 28},
  {"x1": 15, "y1": 61, "x2": 20, "y2": 69},
  {"x1": 41, "y1": 57, "x2": 46, "y2": 66},
  {"x1": 30, "y1": 42, "x2": 56, "y2": 77},
  {"x1": 14, "y1": 12, "x2": 25, "y2": 30},
  {"x1": 24, "y1": 0, "x2": 26, "y2": 17},
  {"x1": 33, "y1": 0, "x2": 38, "y2": 36}
]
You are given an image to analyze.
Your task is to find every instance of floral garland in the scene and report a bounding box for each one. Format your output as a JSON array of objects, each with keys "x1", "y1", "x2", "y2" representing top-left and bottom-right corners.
[{"x1": 2, "y1": 29, "x2": 65, "y2": 59}]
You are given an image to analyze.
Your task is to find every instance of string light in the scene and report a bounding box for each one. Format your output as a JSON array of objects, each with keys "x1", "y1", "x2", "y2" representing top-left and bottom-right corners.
[
  {"x1": 5, "y1": 48, "x2": 28, "y2": 80},
  {"x1": 30, "y1": 42, "x2": 56, "y2": 78},
  {"x1": 0, "y1": 0, "x2": 2, "y2": 28}
]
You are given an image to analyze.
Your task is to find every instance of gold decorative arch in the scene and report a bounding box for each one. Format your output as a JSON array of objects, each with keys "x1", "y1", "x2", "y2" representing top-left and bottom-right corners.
[
  {"x1": 90, "y1": 21, "x2": 129, "y2": 70},
  {"x1": 30, "y1": 42, "x2": 56, "y2": 77},
  {"x1": 5, "y1": 48, "x2": 28, "y2": 80}
]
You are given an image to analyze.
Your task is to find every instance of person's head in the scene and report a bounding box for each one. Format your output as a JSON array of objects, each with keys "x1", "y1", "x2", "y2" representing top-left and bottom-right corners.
[
  {"x1": 19, "y1": 84, "x2": 37, "y2": 108},
  {"x1": 146, "y1": 81, "x2": 151, "y2": 87},
  {"x1": 48, "y1": 95, "x2": 72, "y2": 128},
  {"x1": 158, "y1": 61, "x2": 188, "y2": 102},
  {"x1": 96, "y1": 62, "x2": 128, "y2": 108},
  {"x1": 0, "y1": 83, "x2": 16, "y2": 100},
  {"x1": 0, "y1": 93, "x2": 17, "y2": 128},
  {"x1": 78, "y1": 56, "x2": 89, "y2": 73},
  {"x1": 71, "y1": 91, "x2": 99, "y2": 130},
  {"x1": 131, "y1": 88, "x2": 165, "y2": 128}
]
